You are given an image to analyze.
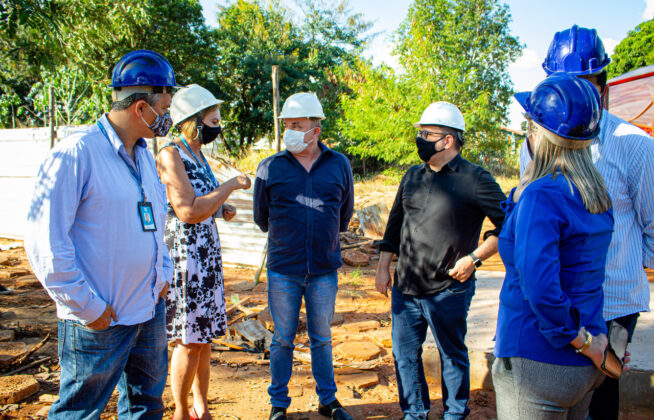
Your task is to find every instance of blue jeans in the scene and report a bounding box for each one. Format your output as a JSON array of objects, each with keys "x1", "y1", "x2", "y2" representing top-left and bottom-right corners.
[
  {"x1": 49, "y1": 298, "x2": 168, "y2": 419},
  {"x1": 391, "y1": 281, "x2": 476, "y2": 420},
  {"x1": 267, "y1": 270, "x2": 339, "y2": 408}
]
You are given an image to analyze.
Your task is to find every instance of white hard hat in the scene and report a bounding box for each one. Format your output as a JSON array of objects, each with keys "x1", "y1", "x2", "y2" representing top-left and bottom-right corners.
[
  {"x1": 278, "y1": 92, "x2": 325, "y2": 119},
  {"x1": 170, "y1": 84, "x2": 224, "y2": 126},
  {"x1": 413, "y1": 101, "x2": 466, "y2": 132}
]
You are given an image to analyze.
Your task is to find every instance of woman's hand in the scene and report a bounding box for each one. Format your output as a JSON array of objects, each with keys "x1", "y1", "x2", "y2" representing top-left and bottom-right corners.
[
  {"x1": 581, "y1": 332, "x2": 608, "y2": 369},
  {"x1": 228, "y1": 174, "x2": 251, "y2": 191},
  {"x1": 222, "y1": 204, "x2": 236, "y2": 221}
]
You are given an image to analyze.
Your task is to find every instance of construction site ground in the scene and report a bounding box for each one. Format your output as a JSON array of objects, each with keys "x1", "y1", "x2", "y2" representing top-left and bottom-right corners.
[{"x1": 0, "y1": 236, "x2": 653, "y2": 420}]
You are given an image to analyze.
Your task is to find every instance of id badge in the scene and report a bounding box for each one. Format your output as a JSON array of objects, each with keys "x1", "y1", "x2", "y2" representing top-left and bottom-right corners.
[{"x1": 138, "y1": 201, "x2": 157, "y2": 232}]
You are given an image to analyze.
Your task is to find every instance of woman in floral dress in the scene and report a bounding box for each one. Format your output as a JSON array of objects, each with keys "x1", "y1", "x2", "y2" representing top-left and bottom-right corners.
[{"x1": 157, "y1": 84, "x2": 250, "y2": 420}]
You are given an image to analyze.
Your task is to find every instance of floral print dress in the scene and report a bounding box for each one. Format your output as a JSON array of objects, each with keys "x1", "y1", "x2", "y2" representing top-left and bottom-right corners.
[{"x1": 163, "y1": 143, "x2": 227, "y2": 343}]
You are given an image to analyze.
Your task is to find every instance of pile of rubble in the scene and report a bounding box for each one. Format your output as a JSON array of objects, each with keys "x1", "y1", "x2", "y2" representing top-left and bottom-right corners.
[
  {"x1": 339, "y1": 202, "x2": 391, "y2": 268},
  {"x1": 207, "y1": 285, "x2": 394, "y2": 393}
]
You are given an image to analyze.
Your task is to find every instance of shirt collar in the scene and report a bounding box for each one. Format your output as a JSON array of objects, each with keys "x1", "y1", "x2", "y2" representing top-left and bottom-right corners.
[
  {"x1": 98, "y1": 114, "x2": 148, "y2": 155},
  {"x1": 423, "y1": 153, "x2": 462, "y2": 173},
  {"x1": 282, "y1": 141, "x2": 333, "y2": 159},
  {"x1": 595, "y1": 109, "x2": 610, "y2": 146}
]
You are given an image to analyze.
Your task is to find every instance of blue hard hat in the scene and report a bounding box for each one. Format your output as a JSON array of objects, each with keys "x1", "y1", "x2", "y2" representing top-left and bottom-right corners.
[
  {"x1": 110, "y1": 50, "x2": 178, "y2": 89},
  {"x1": 514, "y1": 73, "x2": 602, "y2": 140},
  {"x1": 542, "y1": 25, "x2": 611, "y2": 76}
]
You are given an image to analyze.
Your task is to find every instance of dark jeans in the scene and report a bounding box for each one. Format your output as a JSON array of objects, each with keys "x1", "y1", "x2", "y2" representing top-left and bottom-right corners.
[
  {"x1": 588, "y1": 312, "x2": 640, "y2": 420},
  {"x1": 49, "y1": 299, "x2": 168, "y2": 420},
  {"x1": 391, "y1": 281, "x2": 475, "y2": 420}
]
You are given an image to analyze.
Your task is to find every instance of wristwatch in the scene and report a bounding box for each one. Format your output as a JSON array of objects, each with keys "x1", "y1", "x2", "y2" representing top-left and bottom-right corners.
[{"x1": 469, "y1": 252, "x2": 482, "y2": 268}]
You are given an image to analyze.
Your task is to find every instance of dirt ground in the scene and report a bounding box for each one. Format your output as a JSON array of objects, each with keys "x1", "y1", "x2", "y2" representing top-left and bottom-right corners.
[{"x1": 1, "y1": 238, "x2": 653, "y2": 420}]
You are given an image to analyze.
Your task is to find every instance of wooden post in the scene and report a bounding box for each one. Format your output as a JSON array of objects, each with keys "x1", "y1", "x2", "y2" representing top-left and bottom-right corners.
[
  {"x1": 153, "y1": 137, "x2": 158, "y2": 157},
  {"x1": 272, "y1": 65, "x2": 280, "y2": 152},
  {"x1": 49, "y1": 86, "x2": 55, "y2": 148}
]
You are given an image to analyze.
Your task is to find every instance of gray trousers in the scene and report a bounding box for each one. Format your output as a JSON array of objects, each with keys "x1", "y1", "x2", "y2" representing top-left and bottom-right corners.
[{"x1": 492, "y1": 357, "x2": 605, "y2": 420}]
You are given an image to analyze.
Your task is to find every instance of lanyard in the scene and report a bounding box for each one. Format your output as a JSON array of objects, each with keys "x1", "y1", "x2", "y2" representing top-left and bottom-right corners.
[
  {"x1": 97, "y1": 122, "x2": 147, "y2": 202},
  {"x1": 180, "y1": 136, "x2": 218, "y2": 185}
]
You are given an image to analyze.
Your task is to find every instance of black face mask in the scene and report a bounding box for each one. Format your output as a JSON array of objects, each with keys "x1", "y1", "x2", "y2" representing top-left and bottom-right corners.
[
  {"x1": 416, "y1": 136, "x2": 445, "y2": 162},
  {"x1": 200, "y1": 124, "x2": 222, "y2": 145}
]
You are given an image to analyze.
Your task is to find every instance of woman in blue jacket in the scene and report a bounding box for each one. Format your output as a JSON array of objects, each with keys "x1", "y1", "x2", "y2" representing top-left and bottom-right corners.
[{"x1": 493, "y1": 73, "x2": 614, "y2": 419}]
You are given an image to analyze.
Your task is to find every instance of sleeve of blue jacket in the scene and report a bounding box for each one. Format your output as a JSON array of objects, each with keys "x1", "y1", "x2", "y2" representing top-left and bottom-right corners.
[
  {"x1": 253, "y1": 158, "x2": 271, "y2": 233},
  {"x1": 513, "y1": 185, "x2": 580, "y2": 348},
  {"x1": 339, "y1": 156, "x2": 354, "y2": 232}
]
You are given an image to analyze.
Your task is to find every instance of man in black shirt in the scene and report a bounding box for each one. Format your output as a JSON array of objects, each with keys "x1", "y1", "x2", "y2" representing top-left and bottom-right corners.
[{"x1": 375, "y1": 102, "x2": 506, "y2": 420}]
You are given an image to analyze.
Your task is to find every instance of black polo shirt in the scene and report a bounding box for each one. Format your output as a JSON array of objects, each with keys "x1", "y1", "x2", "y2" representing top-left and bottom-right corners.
[{"x1": 379, "y1": 155, "x2": 506, "y2": 296}]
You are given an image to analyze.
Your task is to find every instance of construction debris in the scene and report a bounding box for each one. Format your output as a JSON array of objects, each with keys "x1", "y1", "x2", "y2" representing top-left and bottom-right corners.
[
  {"x1": 14, "y1": 274, "x2": 40, "y2": 289},
  {"x1": 334, "y1": 341, "x2": 382, "y2": 361},
  {"x1": 335, "y1": 370, "x2": 380, "y2": 389},
  {"x1": 0, "y1": 330, "x2": 14, "y2": 342},
  {"x1": 356, "y1": 203, "x2": 389, "y2": 240},
  {"x1": 341, "y1": 250, "x2": 370, "y2": 267},
  {"x1": 217, "y1": 352, "x2": 262, "y2": 366},
  {"x1": 234, "y1": 319, "x2": 273, "y2": 351},
  {"x1": 0, "y1": 342, "x2": 28, "y2": 367},
  {"x1": 342, "y1": 320, "x2": 380, "y2": 332},
  {"x1": 0, "y1": 374, "x2": 40, "y2": 404}
]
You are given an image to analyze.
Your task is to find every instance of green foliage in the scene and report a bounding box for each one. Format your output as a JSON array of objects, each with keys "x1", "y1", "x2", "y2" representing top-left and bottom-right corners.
[
  {"x1": 607, "y1": 19, "x2": 654, "y2": 79},
  {"x1": 339, "y1": 0, "x2": 522, "y2": 165},
  {"x1": 213, "y1": 0, "x2": 371, "y2": 155},
  {"x1": 338, "y1": 60, "x2": 419, "y2": 165},
  {"x1": 0, "y1": 0, "x2": 217, "y2": 128}
]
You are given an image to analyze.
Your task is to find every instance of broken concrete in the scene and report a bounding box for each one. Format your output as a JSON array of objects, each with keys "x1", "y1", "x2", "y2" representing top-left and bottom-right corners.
[
  {"x1": 0, "y1": 329, "x2": 15, "y2": 342},
  {"x1": 235, "y1": 318, "x2": 273, "y2": 351},
  {"x1": 217, "y1": 352, "x2": 261, "y2": 365},
  {"x1": 334, "y1": 341, "x2": 382, "y2": 361},
  {"x1": 341, "y1": 250, "x2": 370, "y2": 267},
  {"x1": 0, "y1": 375, "x2": 40, "y2": 403},
  {"x1": 257, "y1": 306, "x2": 274, "y2": 331},
  {"x1": 0, "y1": 341, "x2": 28, "y2": 366},
  {"x1": 14, "y1": 274, "x2": 41, "y2": 289},
  {"x1": 342, "y1": 320, "x2": 380, "y2": 332},
  {"x1": 335, "y1": 370, "x2": 379, "y2": 389}
]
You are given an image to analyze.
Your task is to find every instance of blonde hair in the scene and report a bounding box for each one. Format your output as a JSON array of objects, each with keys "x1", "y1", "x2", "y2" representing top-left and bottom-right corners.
[
  {"x1": 526, "y1": 124, "x2": 611, "y2": 214},
  {"x1": 178, "y1": 104, "x2": 220, "y2": 142}
]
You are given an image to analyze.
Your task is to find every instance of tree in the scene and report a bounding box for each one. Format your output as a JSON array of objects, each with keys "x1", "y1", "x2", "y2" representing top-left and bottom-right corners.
[
  {"x1": 211, "y1": 0, "x2": 371, "y2": 155},
  {"x1": 0, "y1": 0, "x2": 218, "y2": 128},
  {"x1": 339, "y1": 0, "x2": 521, "y2": 165},
  {"x1": 607, "y1": 19, "x2": 654, "y2": 79}
]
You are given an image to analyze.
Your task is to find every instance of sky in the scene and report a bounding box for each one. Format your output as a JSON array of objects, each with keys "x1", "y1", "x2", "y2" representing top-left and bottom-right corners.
[{"x1": 199, "y1": 0, "x2": 653, "y2": 129}]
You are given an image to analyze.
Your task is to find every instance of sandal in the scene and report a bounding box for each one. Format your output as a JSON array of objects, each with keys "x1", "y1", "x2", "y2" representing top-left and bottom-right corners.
[{"x1": 189, "y1": 407, "x2": 200, "y2": 420}]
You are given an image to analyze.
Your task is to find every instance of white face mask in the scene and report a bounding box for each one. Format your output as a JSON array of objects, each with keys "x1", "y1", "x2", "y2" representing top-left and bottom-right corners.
[{"x1": 283, "y1": 128, "x2": 314, "y2": 153}]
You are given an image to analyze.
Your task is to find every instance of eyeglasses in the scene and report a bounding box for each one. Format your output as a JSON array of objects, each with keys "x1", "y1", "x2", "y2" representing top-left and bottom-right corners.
[{"x1": 418, "y1": 130, "x2": 449, "y2": 142}]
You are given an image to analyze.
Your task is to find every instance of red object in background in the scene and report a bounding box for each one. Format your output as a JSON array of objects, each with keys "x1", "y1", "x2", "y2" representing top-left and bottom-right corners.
[{"x1": 607, "y1": 65, "x2": 654, "y2": 136}]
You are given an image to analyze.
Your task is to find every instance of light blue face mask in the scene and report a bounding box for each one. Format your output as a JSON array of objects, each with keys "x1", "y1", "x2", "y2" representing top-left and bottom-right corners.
[
  {"x1": 141, "y1": 103, "x2": 173, "y2": 137},
  {"x1": 283, "y1": 128, "x2": 315, "y2": 153}
]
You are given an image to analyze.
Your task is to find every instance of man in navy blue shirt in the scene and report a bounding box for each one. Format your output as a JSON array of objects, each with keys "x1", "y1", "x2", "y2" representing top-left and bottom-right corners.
[{"x1": 254, "y1": 92, "x2": 354, "y2": 420}]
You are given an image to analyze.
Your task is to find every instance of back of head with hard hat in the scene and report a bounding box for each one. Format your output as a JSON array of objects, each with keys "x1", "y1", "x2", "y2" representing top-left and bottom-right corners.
[
  {"x1": 542, "y1": 25, "x2": 611, "y2": 104},
  {"x1": 513, "y1": 72, "x2": 609, "y2": 214}
]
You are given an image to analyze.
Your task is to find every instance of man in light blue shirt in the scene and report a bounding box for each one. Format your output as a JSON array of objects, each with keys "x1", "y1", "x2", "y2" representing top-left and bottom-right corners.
[
  {"x1": 25, "y1": 50, "x2": 177, "y2": 419},
  {"x1": 519, "y1": 27, "x2": 654, "y2": 419}
]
